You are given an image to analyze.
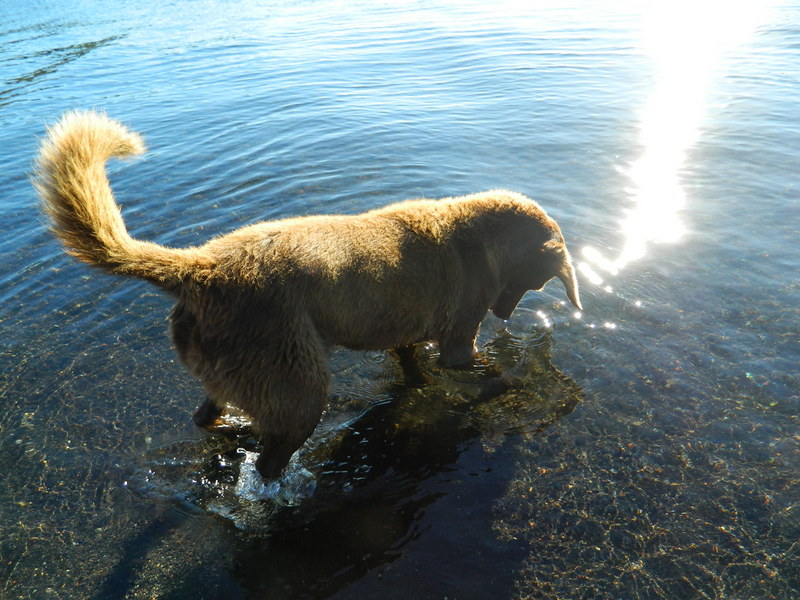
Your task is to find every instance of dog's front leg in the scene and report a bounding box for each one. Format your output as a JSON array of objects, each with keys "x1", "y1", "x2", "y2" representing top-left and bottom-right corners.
[
  {"x1": 393, "y1": 345, "x2": 429, "y2": 386},
  {"x1": 438, "y1": 330, "x2": 479, "y2": 368}
]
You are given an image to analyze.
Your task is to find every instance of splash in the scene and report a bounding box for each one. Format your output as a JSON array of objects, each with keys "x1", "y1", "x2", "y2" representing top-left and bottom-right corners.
[{"x1": 233, "y1": 450, "x2": 317, "y2": 505}]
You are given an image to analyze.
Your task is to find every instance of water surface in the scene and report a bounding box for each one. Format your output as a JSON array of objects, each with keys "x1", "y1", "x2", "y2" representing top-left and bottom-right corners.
[{"x1": 1, "y1": 1, "x2": 798, "y2": 598}]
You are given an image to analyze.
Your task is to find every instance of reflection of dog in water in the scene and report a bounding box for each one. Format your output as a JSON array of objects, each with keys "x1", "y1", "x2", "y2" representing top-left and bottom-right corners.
[{"x1": 34, "y1": 111, "x2": 582, "y2": 480}]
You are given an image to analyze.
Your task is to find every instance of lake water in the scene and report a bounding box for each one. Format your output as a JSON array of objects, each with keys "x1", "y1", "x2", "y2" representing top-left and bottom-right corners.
[{"x1": 1, "y1": 1, "x2": 798, "y2": 598}]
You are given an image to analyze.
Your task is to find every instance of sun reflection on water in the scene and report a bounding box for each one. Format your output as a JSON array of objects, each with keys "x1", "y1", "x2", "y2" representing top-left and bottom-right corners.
[{"x1": 580, "y1": 1, "x2": 776, "y2": 286}]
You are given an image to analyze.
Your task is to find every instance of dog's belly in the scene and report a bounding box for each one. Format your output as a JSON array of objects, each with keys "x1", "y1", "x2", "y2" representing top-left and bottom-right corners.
[
  {"x1": 310, "y1": 291, "x2": 440, "y2": 351},
  {"x1": 334, "y1": 325, "x2": 428, "y2": 352}
]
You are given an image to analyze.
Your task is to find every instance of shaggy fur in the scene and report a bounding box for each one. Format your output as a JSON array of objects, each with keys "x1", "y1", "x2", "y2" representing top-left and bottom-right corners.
[{"x1": 34, "y1": 111, "x2": 582, "y2": 479}]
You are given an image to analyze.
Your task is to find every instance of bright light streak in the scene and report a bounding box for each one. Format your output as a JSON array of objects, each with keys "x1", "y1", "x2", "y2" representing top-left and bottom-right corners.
[{"x1": 581, "y1": 0, "x2": 777, "y2": 278}]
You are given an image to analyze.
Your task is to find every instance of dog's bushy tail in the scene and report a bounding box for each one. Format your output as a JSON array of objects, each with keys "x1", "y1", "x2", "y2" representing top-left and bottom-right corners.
[{"x1": 34, "y1": 111, "x2": 212, "y2": 289}]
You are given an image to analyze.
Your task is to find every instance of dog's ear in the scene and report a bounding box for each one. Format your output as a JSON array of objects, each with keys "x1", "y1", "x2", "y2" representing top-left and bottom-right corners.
[
  {"x1": 491, "y1": 284, "x2": 528, "y2": 320},
  {"x1": 543, "y1": 239, "x2": 582, "y2": 311}
]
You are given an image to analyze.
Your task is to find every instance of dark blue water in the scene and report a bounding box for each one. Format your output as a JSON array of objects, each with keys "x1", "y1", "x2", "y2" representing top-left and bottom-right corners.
[{"x1": 1, "y1": 1, "x2": 798, "y2": 598}]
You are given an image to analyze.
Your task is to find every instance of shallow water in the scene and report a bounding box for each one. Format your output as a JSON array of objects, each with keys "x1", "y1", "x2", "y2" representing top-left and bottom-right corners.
[{"x1": 1, "y1": 1, "x2": 798, "y2": 598}]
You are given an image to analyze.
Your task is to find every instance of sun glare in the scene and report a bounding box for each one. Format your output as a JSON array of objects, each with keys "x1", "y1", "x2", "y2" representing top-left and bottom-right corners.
[{"x1": 580, "y1": 1, "x2": 775, "y2": 283}]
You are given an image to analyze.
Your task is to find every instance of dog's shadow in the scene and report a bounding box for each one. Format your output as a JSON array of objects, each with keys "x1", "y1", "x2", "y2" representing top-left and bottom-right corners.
[
  {"x1": 314, "y1": 326, "x2": 584, "y2": 484},
  {"x1": 119, "y1": 327, "x2": 583, "y2": 597},
  {"x1": 237, "y1": 328, "x2": 585, "y2": 598}
]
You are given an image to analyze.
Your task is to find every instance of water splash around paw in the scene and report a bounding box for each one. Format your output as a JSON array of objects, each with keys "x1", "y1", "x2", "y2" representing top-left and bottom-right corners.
[{"x1": 233, "y1": 450, "x2": 317, "y2": 506}]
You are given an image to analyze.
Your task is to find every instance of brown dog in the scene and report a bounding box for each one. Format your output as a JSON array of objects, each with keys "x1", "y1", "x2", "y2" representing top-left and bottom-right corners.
[{"x1": 34, "y1": 111, "x2": 582, "y2": 479}]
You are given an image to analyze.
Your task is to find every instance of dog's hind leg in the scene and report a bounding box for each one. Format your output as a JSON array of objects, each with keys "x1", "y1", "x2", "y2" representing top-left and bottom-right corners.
[
  {"x1": 249, "y1": 323, "x2": 331, "y2": 480},
  {"x1": 171, "y1": 304, "x2": 228, "y2": 431},
  {"x1": 253, "y1": 374, "x2": 329, "y2": 480},
  {"x1": 193, "y1": 397, "x2": 224, "y2": 429}
]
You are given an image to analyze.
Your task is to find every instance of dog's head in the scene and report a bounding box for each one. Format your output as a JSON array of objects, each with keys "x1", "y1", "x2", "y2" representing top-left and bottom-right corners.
[
  {"x1": 491, "y1": 234, "x2": 582, "y2": 320},
  {"x1": 542, "y1": 238, "x2": 582, "y2": 310}
]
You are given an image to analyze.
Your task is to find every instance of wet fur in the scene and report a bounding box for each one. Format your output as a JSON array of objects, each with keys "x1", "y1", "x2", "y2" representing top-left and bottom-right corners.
[{"x1": 34, "y1": 111, "x2": 581, "y2": 479}]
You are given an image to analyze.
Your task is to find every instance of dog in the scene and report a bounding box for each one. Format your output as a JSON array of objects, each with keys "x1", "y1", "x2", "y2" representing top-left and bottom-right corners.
[{"x1": 34, "y1": 111, "x2": 582, "y2": 480}]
